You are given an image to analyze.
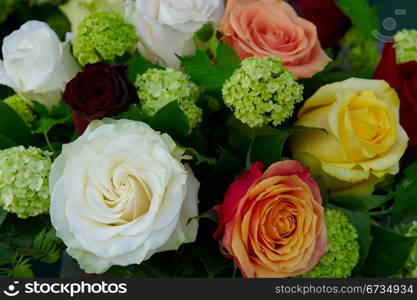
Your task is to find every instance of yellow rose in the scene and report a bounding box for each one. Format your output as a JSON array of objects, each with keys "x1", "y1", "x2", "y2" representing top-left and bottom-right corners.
[{"x1": 290, "y1": 78, "x2": 408, "y2": 195}]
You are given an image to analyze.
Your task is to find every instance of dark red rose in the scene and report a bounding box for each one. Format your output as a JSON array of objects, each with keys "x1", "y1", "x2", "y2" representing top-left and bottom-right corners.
[
  {"x1": 64, "y1": 63, "x2": 138, "y2": 134},
  {"x1": 373, "y1": 42, "x2": 417, "y2": 151},
  {"x1": 289, "y1": 0, "x2": 351, "y2": 48}
]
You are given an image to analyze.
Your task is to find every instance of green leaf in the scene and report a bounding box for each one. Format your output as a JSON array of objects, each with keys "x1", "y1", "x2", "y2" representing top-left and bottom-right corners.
[
  {"x1": 0, "y1": 134, "x2": 17, "y2": 150},
  {"x1": 0, "y1": 207, "x2": 7, "y2": 228},
  {"x1": 30, "y1": 229, "x2": 61, "y2": 264},
  {"x1": 0, "y1": 101, "x2": 36, "y2": 147},
  {"x1": 364, "y1": 225, "x2": 415, "y2": 277},
  {"x1": 227, "y1": 116, "x2": 254, "y2": 160},
  {"x1": 115, "y1": 104, "x2": 149, "y2": 122},
  {"x1": 149, "y1": 101, "x2": 189, "y2": 139},
  {"x1": 201, "y1": 148, "x2": 243, "y2": 200},
  {"x1": 188, "y1": 240, "x2": 233, "y2": 277},
  {"x1": 183, "y1": 147, "x2": 216, "y2": 165},
  {"x1": 180, "y1": 43, "x2": 240, "y2": 91},
  {"x1": 392, "y1": 161, "x2": 417, "y2": 219},
  {"x1": 32, "y1": 101, "x2": 73, "y2": 135},
  {"x1": 126, "y1": 51, "x2": 163, "y2": 83},
  {"x1": 335, "y1": 0, "x2": 379, "y2": 40},
  {"x1": 250, "y1": 131, "x2": 292, "y2": 167},
  {"x1": 0, "y1": 242, "x2": 12, "y2": 262},
  {"x1": 328, "y1": 205, "x2": 373, "y2": 273},
  {"x1": 193, "y1": 23, "x2": 219, "y2": 56},
  {"x1": 328, "y1": 195, "x2": 390, "y2": 212}
]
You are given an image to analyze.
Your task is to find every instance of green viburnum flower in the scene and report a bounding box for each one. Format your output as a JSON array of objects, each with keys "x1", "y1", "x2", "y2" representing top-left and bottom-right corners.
[
  {"x1": 395, "y1": 221, "x2": 417, "y2": 278},
  {"x1": 60, "y1": 0, "x2": 126, "y2": 33},
  {"x1": 3, "y1": 94, "x2": 36, "y2": 124},
  {"x1": 73, "y1": 11, "x2": 138, "y2": 66},
  {"x1": 222, "y1": 57, "x2": 303, "y2": 128},
  {"x1": 394, "y1": 30, "x2": 417, "y2": 64},
  {"x1": 136, "y1": 68, "x2": 202, "y2": 132},
  {"x1": 302, "y1": 209, "x2": 359, "y2": 278},
  {"x1": 0, "y1": 146, "x2": 52, "y2": 219},
  {"x1": 341, "y1": 27, "x2": 380, "y2": 73}
]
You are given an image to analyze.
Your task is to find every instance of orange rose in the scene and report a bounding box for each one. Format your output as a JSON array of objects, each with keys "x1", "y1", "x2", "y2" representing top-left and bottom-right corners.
[
  {"x1": 220, "y1": 0, "x2": 331, "y2": 78},
  {"x1": 214, "y1": 161, "x2": 327, "y2": 278}
]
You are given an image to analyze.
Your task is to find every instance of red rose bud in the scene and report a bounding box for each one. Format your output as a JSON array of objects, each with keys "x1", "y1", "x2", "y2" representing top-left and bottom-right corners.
[
  {"x1": 64, "y1": 63, "x2": 138, "y2": 134},
  {"x1": 289, "y1": 0, "x2": 351, "y2": 48},
  {"x1": 373, "y1": 42, "x2": 417, "y2": 151}
]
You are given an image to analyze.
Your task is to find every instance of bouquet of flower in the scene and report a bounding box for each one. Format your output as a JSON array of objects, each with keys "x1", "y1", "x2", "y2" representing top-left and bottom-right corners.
[{"x1": 0, "y1": 0, "x2": 417, "y2": 279}]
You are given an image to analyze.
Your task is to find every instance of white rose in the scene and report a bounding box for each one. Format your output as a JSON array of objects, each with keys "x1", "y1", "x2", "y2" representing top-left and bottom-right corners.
[
  {"x1": 49, "y1": 119, "x2": 199, "y2": 273},
  {"x1": 0, "y1": 21, "x2": 80, "y2": 107},
  {"x1": 125, "y1": 0, "x2": 225, "y2": 68}
]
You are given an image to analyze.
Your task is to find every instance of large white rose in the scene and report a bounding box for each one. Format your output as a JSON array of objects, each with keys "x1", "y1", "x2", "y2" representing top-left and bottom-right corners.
[
  {"x1": 125, "y1": 0, "x2": 225, "y2": 68},
  {"x1": 0, "y1": 21, "x2": 80, "y2": 107},
  {"x1": 49, "y1": 119, "x2": 199, "y2": 273}
]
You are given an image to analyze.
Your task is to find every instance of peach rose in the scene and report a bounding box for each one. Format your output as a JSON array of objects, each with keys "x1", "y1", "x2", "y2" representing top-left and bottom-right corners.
[
  {"x1": 220, "y1": 0, "x2": 331, "y2": 78},
  {"x1": 214, "y1": 160, "x2": 327, "y2": 278}
]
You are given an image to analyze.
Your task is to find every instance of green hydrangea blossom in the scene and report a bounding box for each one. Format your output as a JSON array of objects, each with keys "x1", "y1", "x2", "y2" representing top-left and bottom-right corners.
[
  {"x1": 222, "y1": 57, "x2": 303, "y2": 128},
  {"x1": 136, "y1": 68, "x2": 202, "y2": 132},
  {"x1": 0, "y1": 146, "x2": 52, "y2": 219},
  {"x1": 3, "y1": 94, "x2": 36, "y2": 124},
  {"x1": 395, "y1": 221, "x2": 417, "y2": 278},
  {"x1": 394, "y1": 30, "x2": 417, "y2": 64},
  {"x1": 302, "y1": 209, "x2": 359, "y2": 278},
  {"x1": 341, "y1": 27, "x2": 380, "y2": 73},
  {"x1": 73, "y1": 11, "x2": 138, "y2": 66}
]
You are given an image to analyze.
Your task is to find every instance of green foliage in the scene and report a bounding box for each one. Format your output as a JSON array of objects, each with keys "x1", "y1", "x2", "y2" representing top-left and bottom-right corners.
[
  {"x1": 328, "y1": 195, "x2": 390, "y2": 212},
  {"x1": 32, "y1": 101, "x2": 74, "y2": 154},
  {"x1": 3, "y1": 94, "x2": 37, "y2": 124},
  {"x1": 0, "y1": 256, "x2": 34, "y2": 278},
  {"x1": 0, "y1": 101, "x2": 37, "y2": 149},
  {"x1": 391, "y1": 161, "x2": 417, "y2": 219},
  {"x1": 394, "y1": 221, "x2": 417, "y2": 278},
  {"x1": 125, "y1": 51, "x2": 163, "y2": 83},
  {"x1": 179, "y1": 42, "x2": 240, "y2": 91},
  {"x1": 29, "y1": 229, "x2": 61, "y2": 264},
  {"x1": 335, "y1": 0, "x2": 379, "y2": 40},
  {"x1": 0, "y1": 0, "x2": 16, "y2": 24},
  {"x1": 364, "y1": 225, "x2": 415, "y2": 277},
  {"x1": 188, "y1": 240, "x2": 234, "y2": 278},
  {"x1": 117, "y1": 102, "x2": 190, "y2": 140}
]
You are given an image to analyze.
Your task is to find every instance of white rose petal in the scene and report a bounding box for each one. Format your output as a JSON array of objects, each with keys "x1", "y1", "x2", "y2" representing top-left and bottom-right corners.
[
  {"x1": 0, "y1": 21, "x2": 80, "y2": 107},
  {"x1": 125, "y1": 0, "x2": 225, "y2": 68},
  {"x1": 49, "y1": 119, "x2": 200, "y2": 274}
]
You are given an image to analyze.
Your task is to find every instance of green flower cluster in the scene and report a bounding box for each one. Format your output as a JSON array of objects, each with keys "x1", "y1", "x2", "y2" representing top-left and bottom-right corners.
[
  {"x1": 302, "y1": 209, "x2": 359, "y2": 278},
  {"x1": 3, "y1": 94, "x2": 36, "y2": 124},
  {"x1": 73, "y1": 11, "x2": 138, "y2": 66},
  {"x1": 222, "y1": 57, "x2": 303, "y2": 128},
  {"x1": 136, "y1": 68, "x2": 202, "y2": 132},
  {"x1": 394, "y1": 30, "x2": 417, "y2": 64},
  {"x1": 341, "y1": 27, "x2": 380, "y2": 73},
  {"x1": 395, "y1": 221, "x2": 417, "y2": 278},
  {"x1": 0, "y1": 146, "x2": 52, "y2": 219}
]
